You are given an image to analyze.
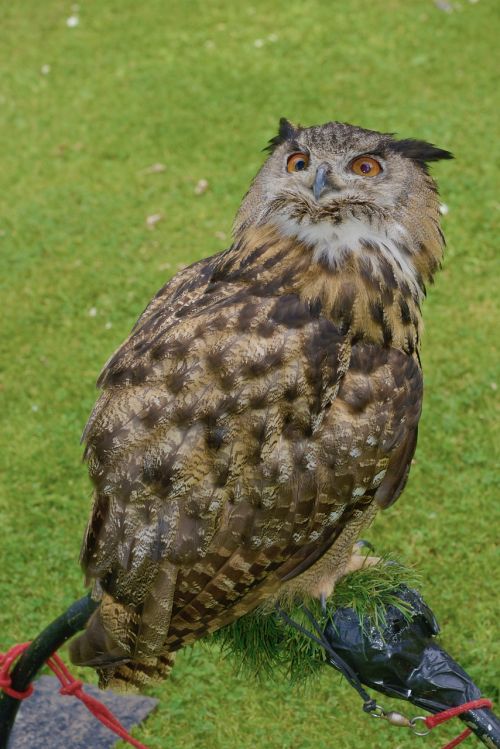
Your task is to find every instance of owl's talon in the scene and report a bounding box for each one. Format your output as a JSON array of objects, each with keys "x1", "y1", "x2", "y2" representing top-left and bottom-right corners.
[
  {"x1": 354, "y1": 539, "x2": 375, "y2": 553},
  {"x1": 320, "y1": 592, "x2": 328, "y2": 615}
]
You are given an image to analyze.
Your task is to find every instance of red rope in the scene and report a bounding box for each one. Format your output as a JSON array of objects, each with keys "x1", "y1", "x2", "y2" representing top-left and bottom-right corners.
[
  {"x1": 440, "y1": 728, "x2": 472, "y2": 749},
  {"x1": 423, "y1": 698, "x2": 493, "y2": 749},
  {"x1": 0, "y1": 643, "x2": 34, "y2": 699},
  {"x1": 0, "y1": 642, "x2": 150, "y2": 749},
  {"x1": 425, "y1": 698, "x2": 493, "y2": 729},
  {"x1": 1, "y1": 642, "x2": 494, "y2": 749}
]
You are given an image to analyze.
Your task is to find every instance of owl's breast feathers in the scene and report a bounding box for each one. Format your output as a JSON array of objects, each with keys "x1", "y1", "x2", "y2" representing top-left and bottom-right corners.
[{"x1": 70, "y1": 225, "x2": 423, "y2": 686}]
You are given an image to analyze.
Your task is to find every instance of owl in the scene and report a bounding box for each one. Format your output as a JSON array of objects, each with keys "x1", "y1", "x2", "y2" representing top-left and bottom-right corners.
[{"x1": 69, "y1": 119, "x2": 452, "y2": 690}]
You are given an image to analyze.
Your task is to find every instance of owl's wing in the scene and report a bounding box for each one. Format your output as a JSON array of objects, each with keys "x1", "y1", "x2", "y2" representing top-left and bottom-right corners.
[
  {"x1": 164, "y1": 352, "x2": 422, "y2": 656},
  {"x1": 344, "y1": 342, "x2": 422, "y2": 511},
  {"x1": 75, "y1": 259, "x2": 350, "y2": 667}
]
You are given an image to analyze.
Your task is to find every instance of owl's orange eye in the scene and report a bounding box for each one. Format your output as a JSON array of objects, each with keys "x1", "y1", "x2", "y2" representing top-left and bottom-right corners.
[
  {"x1": 350, "y1": 156, "x2": 382, "y2": 177},
  {"x1": 286, "y1": 152, "x2": 310, "y2": 173}
]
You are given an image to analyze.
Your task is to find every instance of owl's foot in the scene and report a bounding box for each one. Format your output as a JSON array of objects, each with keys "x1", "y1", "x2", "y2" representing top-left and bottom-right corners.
[{"x1": 313, "y1": 541, "x2": 381, "y2": 609}]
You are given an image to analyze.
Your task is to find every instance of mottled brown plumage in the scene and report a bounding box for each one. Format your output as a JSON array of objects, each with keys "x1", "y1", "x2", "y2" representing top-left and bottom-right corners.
[{"x1": 69, "y1": 119, "x2": 451, "y2": 689}]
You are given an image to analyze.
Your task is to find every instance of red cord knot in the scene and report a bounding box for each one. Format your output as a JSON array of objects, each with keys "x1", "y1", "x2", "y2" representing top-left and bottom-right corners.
[
  {"x1": 0, "y1": 642, "x2": 150, "y2": 748},
  {"x1": 60, "y1": 680, "x2": 83, "y2": 697},
  {"x1": 0, "y1": 678, "x2": 34, "y2": 700},
  {"x1": 0, "y1": 642, "x2": 34, "y2": 700}
]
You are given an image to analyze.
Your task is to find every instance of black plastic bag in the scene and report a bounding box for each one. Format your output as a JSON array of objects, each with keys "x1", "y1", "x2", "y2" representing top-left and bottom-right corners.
[{"x1": 322, "y1": 586, "x2": 499, "y2": 746}]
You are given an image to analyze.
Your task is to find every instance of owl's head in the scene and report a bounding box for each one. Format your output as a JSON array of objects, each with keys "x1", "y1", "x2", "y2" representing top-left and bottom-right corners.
[{"x1": 234, "y1": 119, "x2": 452, "y2": 288}]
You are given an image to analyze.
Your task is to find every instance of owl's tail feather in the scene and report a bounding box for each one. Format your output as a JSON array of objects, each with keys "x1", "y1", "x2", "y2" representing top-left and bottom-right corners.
[
  {"x1": 70, "y1": 562, "x2": 179, "y2": 689},
  {"x1": 69, "y1": 605, "x2": 130, "y2": 668},
  {"x1": 69, "y1": 602, "x2": 177, "y2": 691},
  {"x1": 96, "y1": 652, "x2": 177, "y2": 692}
]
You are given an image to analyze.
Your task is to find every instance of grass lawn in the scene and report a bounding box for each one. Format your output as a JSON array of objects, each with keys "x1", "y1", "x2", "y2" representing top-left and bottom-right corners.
[{"x1": 0, "y1": 1, "x2": 498, "y2": 746}]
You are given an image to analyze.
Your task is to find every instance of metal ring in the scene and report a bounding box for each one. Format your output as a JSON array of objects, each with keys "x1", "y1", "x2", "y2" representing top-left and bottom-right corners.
[{"x1": 410, "y1": 716, "x2": 431, "y2": 736}]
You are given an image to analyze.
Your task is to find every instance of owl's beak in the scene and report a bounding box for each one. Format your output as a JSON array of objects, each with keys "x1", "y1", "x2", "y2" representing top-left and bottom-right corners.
[{"x1": 312, "y1": 163, "x2": 331, "y2": 201}]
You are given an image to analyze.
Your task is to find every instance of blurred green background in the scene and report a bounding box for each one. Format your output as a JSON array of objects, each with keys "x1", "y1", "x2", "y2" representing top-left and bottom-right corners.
[{"x1": 0, "y1": 1, "x2": 498, "y2": 747}]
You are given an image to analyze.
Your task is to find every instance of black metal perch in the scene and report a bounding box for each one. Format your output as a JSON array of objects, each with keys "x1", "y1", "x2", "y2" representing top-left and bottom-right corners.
[
  {"x1": 0, "y1": 595, "x2": 98, "y2": 748},
  {"x1": 1, "y1": 587, "x2": 499, "y2": 748}
]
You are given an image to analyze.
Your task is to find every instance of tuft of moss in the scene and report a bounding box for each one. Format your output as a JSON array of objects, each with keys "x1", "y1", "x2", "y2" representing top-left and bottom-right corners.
[{"x1": 208, "y1": 557, "x2": 419, "y2": 684}]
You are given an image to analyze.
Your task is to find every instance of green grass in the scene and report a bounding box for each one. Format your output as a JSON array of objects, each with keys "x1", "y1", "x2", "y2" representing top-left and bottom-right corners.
[
  {"x1": 0, "y1": 1, "x2": 498, "y2": 746},
  {"x1": 209, "y1": 559, "x2": 420, "y2": 684}
]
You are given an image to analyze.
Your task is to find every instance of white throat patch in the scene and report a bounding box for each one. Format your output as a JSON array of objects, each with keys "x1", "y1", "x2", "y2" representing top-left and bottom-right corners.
[{"x1": 272, "y1": 212, "x2": 422, "y2": 298}]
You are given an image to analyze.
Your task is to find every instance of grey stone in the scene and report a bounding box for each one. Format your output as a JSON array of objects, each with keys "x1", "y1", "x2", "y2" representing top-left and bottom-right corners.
[{"x1": 9, "y1": 676, "x2": 158, "y2": 748}]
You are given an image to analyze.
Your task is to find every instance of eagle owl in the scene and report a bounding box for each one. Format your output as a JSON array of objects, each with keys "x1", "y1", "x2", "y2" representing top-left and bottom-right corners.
[{"x1": 69, "y1": 119, "x2": 452, "y2": 689}]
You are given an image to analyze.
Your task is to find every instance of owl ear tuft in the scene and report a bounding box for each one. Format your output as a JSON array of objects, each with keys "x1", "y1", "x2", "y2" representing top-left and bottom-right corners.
[
  {"x1": 389, "y1": 139, "x2": 454, "y2": 170},
  {"x1": 264, "y1": 117, "x2": 300, "y2": 153}
]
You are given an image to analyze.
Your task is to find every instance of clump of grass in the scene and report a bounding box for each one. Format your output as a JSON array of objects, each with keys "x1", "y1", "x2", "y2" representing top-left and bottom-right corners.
[
  {"x1": 209, "y1": 556, "x2": 419, "y2": 684},
  {"x1": 329, "y1": 556, "x2": 421, "y2": 631}
]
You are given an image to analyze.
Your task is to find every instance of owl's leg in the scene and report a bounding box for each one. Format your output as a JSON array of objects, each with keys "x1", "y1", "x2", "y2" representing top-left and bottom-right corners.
[
  {"x1": 277, "y1": 504, "x2": 379, "y2": 605},
  {"x1": 304, "y1": 544, "x2": 380, "y2": 602},
  {"x1": 317, "y1": 543, "x2": 380, "y2": 612}
]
